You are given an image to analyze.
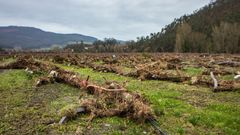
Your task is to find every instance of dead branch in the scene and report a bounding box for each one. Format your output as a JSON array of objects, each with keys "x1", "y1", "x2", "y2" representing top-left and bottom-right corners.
[
  {"x1": 234, "y1": 75, "x2": 240, "y2": 80},
  {"x1": 210, "y1": 72, "x2": 218, "y2": 90}
]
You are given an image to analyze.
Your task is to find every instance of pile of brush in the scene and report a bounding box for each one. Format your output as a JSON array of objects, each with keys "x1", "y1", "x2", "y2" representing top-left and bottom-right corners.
[{"x1": 191, "y1": 72, "x2": 240, "y2": 92}]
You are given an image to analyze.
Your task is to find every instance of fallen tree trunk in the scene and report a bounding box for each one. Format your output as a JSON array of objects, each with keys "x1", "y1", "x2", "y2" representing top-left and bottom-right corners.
[
  {"x1": 128, "y1": 69, "x2": 190, "y2": 82},
  {"x1": 202, "y1": 68, "x2": 233, "y2": 76},
  {"x1": 217, "y1": 61, "x2": 240, "y2": 67}
]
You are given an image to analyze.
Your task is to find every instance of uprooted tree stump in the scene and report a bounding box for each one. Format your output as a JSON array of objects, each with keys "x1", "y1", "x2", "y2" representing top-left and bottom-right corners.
[
  {"x1": 191, "y1": 72, "x2": 240, "y2": 92},
  {"x1": 210, "y1": 72, "x2": 240, "y2": 92}
]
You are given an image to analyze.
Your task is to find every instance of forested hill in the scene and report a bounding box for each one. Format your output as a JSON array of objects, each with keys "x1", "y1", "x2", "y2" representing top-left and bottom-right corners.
[
  {"x1": 0, "y1": 26, "x2": 97, "y2": 49},
  {"x1": 129, "y1": 0, "x2": 240, "y2": 53}
]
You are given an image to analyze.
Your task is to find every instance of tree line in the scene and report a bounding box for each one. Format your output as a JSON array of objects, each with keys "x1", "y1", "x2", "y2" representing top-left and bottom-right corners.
[
  {"x1": 64, "y1": 0, "x2": 240, "y2": 53},
  {"x1": 64, "y1": 38, "x2": 129, "y2": 53},
  {"x1": 126, "y1": 0, "x2": 240, "y2": 53}
]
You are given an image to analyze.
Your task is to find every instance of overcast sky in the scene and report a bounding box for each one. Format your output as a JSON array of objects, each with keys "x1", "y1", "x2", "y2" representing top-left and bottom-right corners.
[{"x1": 0, "y1": 0, "x2": 210, "y2": 40}]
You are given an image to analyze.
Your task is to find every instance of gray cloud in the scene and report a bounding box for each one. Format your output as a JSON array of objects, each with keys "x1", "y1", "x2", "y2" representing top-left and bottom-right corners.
[{"x1": 0, "y1": 0, "x2": 210, "y2": 40}]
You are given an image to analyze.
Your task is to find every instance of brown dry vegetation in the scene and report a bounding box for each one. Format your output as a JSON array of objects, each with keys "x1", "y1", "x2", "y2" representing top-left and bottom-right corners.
[{"x1": 0, "y1": 52, "x2": 240, "y2": 135}]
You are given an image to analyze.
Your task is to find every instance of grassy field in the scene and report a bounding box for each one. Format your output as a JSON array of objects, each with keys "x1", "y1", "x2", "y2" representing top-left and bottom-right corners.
[{"x1": 0, "y1": 58, "x2": 240, "y2": 135}]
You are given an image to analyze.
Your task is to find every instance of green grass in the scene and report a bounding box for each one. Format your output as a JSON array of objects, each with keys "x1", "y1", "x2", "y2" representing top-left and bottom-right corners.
[
  {"x1": 56, "y1": 64, "x2": 240, "y2": 134},
  {"x1": 0, "y1": 63, "x2": 240, "y2": 135},
  {"x1": 0, "y1": 70, "x2": 40, "y2": 134},
  {"x1": 94, "y1": 60, "x2": 104, "y2": 65},
  {"x1": 183, "y1": 66, "x2": 204, "y2": 76},
  {"x1": 219, "y1": 74, "x2": 235, "y2": 81},
  {"x1": 0, "y1": 70, "x2": 33, "y2": 90},
  {"x1": 0, "y1": 57, "x2": 16, "y2": 66}
]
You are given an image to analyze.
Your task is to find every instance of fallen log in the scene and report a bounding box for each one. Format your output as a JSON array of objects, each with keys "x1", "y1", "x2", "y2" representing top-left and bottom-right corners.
[
  {"x1": 202, "y1": 68, "x2": 233, "y2": 76},
  {"x1": 128, "y1": 69, "x2": 190, "y2": 82},
  {"x1": 217, "y1": 61, "x2": 240, "y2": 67}
]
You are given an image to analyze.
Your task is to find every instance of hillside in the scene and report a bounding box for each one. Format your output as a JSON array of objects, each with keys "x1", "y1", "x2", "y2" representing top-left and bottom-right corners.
[
  {"x1": 0, "y1": 26, "x2": 97, "y2": 49},
  {"x1": 130, "y1": 0, "x2": 240, "y2": 53}
]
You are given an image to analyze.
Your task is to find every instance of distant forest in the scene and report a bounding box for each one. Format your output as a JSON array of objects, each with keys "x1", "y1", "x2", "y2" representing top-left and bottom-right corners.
[{"x1": 64, "y1": 0, "x2": 240, "y2": 53}]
